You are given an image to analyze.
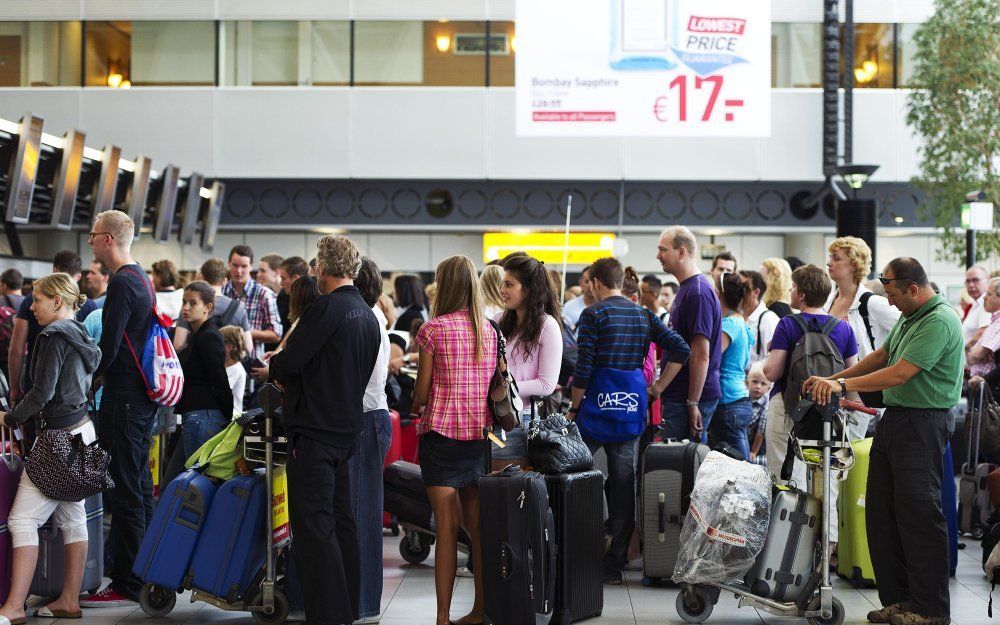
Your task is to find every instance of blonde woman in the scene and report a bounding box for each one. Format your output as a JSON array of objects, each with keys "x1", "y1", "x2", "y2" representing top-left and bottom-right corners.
[
  {"x1": 411, "y1": 255, "x2": 498, "y2": 625},
  {"x1": 0, "y1": 273, "x2": 100, "y2": 624},
  {"x1": 480, "y1": 264, "x2": 505, "y2": 319},
  {"x1": 760, "y1": 257, "x2": 794, "y2": 318}
]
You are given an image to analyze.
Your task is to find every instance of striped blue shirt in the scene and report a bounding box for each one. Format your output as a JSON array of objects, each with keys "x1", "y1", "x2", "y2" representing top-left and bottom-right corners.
[{"x1": 573, "y1": 296, "x2": 690, "y2": 389}]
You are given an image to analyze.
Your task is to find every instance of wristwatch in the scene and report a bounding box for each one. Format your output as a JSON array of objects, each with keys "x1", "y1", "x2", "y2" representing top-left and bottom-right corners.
[
  {"x1": 686, "y1": 400, "x2": 700, "y2": 408},
  {"x1": 837, "y1": 377, "x2": 847, "y2": 392}
]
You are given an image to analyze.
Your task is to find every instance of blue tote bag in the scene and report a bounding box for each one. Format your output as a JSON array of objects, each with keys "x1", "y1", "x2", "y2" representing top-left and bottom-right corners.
[{"x1": 576, "y1": 367, "x2": 648, "y2": 443}]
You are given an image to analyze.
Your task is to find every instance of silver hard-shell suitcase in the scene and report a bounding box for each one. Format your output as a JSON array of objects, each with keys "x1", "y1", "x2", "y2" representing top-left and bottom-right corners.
[{"x1": 744, "y1": 487, "x2": 820, "y2": 603}]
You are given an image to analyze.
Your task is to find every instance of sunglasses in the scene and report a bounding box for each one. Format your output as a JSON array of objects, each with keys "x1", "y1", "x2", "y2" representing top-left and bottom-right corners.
[{"x1": 877, "y1": 273, "x2": 907, "y2": 285}]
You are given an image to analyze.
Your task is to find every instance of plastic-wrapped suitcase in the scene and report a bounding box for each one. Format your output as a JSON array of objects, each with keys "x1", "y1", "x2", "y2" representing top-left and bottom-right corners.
[
  {"x1": 189, "y1": 473, "x2": 268, "y2": 602},
  {"x1": 31, "y1": 494, "x2": 104, "y2": 597},
  {"x1": 545, "y1": 470, "x2": 603, "y2": 625},
  {"x1": 480, "y1": 466, "x2": 556, "y2": 625},
  {"x1": 745, "y1": 487, "x2": 820, "y2": 603},
  {"x1": 133, "y1": 469, "x2": 217, "y2": 590},
  {"x1": 959, "y1": 387, "x2": 997, "y2": 538},
  {"x1": 639, "y1": 441, "x2": 709, "y2": 585}
]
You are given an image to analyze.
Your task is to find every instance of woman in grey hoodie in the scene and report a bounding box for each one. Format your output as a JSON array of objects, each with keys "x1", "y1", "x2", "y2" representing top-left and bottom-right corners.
[{"x1": 0, "y1": 273, "x2": 101, "y2": 625}]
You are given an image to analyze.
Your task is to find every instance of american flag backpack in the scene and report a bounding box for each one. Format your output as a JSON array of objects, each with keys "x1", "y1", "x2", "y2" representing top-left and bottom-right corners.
[{"x1": 121, "y1": 269, "x2": 185, "y2": 407}]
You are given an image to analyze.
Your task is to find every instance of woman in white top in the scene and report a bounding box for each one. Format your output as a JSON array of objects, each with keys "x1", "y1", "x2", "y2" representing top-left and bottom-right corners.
[
  {"x1": 347, "y1": 257, "x2": 393, "y2": 623},
  {"x1": 825, "y1": 236, "x2": 901, "y2": 436}
]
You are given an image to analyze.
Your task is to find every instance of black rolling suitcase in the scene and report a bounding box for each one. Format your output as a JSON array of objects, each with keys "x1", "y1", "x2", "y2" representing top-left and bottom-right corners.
[
  {"x1": 480, "y1": 466, "x2": 557, "y2": 625},
  {"x1": 383, "y1": 460, "x2": 470, "y2": 564},
  {"x1": 545, "y1": 470, "x2": 604, "y2": 624}
]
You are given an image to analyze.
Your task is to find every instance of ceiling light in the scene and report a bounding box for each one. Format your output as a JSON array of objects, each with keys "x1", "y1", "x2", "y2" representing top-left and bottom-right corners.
[
  {"x1": 436, "y1": 35, "x2": 451, "y2": 52},
  {"x1": 107, "y1": 73, "x2": 123, "y2": 88},
  {"x1": 834, "y1": 164, "x2": 880, "y2": 189}
]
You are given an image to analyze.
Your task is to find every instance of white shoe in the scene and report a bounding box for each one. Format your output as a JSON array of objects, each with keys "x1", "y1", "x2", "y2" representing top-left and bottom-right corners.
[
  {"x1": 354, "y1": 616, "x2": 381, "y2": 624},
  {"x1": 456, "y1": 566, "x2": 474, "y2": 578}
]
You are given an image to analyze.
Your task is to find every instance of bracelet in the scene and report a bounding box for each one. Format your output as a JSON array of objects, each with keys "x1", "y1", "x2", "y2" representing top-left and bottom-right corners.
[{"x1": 686, "y1": 400, "x2": 700, "y2": 407}]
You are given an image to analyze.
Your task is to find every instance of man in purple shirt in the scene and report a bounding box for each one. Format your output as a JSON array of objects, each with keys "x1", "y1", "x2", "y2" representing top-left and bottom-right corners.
[{"x1": 656, "y1": 226, "x2": 723, "y2": 442}]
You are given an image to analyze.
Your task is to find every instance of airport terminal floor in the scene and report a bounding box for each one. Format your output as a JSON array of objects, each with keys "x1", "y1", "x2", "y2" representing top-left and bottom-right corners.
[{"x1": 29, "y1": 534, "x2": 989, "y2": 625}]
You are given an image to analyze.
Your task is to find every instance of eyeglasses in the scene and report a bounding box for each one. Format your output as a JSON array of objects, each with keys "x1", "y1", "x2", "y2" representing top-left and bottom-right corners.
[
  {"x1": 877, "y1": 273, "x2": 906, "y2": 285},
  {"x1": 88, "y1": 231, "x2": 115, "y2": 241}
]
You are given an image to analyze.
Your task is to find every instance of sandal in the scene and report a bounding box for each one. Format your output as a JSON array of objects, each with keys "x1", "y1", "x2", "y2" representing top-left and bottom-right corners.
[{"x1": 34, "y1": 607, "x2": 83, "y2": 619}]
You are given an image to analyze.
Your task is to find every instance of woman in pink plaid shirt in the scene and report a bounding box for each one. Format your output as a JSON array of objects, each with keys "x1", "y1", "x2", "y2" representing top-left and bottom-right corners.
[{"x1": 411, "y1": 254, "x2": 498, "y2": 625}]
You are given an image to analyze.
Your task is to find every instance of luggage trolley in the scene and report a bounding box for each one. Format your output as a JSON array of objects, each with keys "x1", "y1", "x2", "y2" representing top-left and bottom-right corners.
[
  {"x1": 676, "y1": 395, "x2": 877, "y2": 625},
  {"x1": 138, "y1": 383, "x2": 290, "y2": 625}
]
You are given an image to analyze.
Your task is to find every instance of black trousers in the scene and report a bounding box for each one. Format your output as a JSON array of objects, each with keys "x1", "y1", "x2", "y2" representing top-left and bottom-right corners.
[
  {"x1": 867, "y1": 407, "x2": 950, "y2": 618},
  {"x1": 287, "y1": 434, "x2": 359, "y2": 625}
]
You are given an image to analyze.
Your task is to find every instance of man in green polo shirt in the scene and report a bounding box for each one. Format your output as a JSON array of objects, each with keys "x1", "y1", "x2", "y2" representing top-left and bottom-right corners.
[{"x1": 804, "y1": 257, "x2": 961, "y2": 625}]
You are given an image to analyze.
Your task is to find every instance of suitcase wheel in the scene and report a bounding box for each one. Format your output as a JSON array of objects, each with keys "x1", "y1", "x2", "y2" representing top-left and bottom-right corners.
[
  {"x1": 675, "y1": 588, "x2": 713, "y2": 624},
  {"x1": 139, "y1": 583, "x2": 177, "y2": 618},
  {"x1": 250, "y1": 590, "x2": 289, "y2": 625},
  {"x1": 806, "y1": 596, "x2": 844, "y2": 625},
  {"x1": 641, "y1": 576, "x2": 659, "y2": 587},
  {"x1": 399, "y1": 533, "x2": 432, "y2": 564},
  {"x1": 974, "y1": 527, "x2": 986, "y2": 540}
]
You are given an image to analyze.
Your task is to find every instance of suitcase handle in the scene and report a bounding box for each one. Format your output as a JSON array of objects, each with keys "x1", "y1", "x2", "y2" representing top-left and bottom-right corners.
[
  {"x1": 968, "y1": 385, "x2": 985, "y2": 472},
  {"x1": 657, "y1": 493, "x2": 666, "y2": 541}
]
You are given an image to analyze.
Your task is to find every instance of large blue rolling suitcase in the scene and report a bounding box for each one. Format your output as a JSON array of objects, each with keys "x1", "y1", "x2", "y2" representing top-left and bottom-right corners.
[
  {"x1": 189, "y1": 473, "x2": 268, "y2": 602},
  {"x1": 133, "y1": 469, "x2": 217, "y2": 590}
]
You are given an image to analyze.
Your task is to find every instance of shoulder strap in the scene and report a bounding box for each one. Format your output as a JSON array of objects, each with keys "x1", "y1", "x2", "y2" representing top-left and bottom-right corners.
[
  {"x1": 756, "y1": 309, "x2": 776, "y2": 357},
  {"x1": 819, "y1": 315, "x2": 841, "y2": 336},
  {"x1": 2, "y1": 295, "x2": 10, "y2": 309},
  {"x1": 119, "y1": 267, "x2": 156, "y2": 306},
  {"x1": 220, "y1": 299, "x2": 239, "y2": 326},
  {"x1": 790, "y1": 313, "x2": 809, "y2": 336},
  {"x1": 858, "y1": 291, "x2": 876, "y2": 350}
]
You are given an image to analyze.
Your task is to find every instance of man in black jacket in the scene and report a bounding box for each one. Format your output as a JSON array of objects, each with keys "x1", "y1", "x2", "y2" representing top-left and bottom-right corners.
[{"x1": 270, "y1": 234, "x2": 380, "y2": 625}]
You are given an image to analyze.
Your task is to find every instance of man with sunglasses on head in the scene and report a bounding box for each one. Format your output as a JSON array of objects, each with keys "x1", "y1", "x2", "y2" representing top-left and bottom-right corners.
[{"x1": 803, "y1": 257, "x2": 962, "y2": 625}]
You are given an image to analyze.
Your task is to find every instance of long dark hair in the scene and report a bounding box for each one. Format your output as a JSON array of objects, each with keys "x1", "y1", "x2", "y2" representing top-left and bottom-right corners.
[{"x1": 499, "y1": 255, "x2": 562, "y2": 360}]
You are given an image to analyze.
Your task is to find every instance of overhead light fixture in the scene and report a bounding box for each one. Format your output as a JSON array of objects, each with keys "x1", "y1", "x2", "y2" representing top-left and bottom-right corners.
[
  {"x1": 892, "y1": 213, "x2": 904, "y2": 224},
  {"x1": 107, "y1": 73, "x2": 123, "y2": 88},
  {"x1": 834, "y1": 164, "x2": 880, "y2": 190},
  {"x1": 510, "y1": 36, "x2": 517, "y2": 53},
  {"x1": 436, "y1": 35, "x2": 451, "y2": 52},
  {"x1": 854, "y1": 60, "x2": 878, "y2": 84},
  {"x1": 120, "y1": 80, "x2": 131, "y2": 89}
]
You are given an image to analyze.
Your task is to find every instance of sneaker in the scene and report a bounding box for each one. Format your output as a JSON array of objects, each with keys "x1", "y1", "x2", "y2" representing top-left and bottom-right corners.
[
  {"x1": 868, "y1": 604, "x2": 909, "y2": 624},
  {"x1": 79, "y1": 587, "x2": 136, "y2": 608},
  {"x1": 602, "y1": 568, "x2": 623, "y2": 585},
  {"x1": 456, "y1": 566, "x2": 474, "y2": 578},
  {"x1": 889, "y1": 613, "x2": 950, "y2": 625},
  {"x1": 353, "y1": 616, "x2": 381, "y2": 625}
]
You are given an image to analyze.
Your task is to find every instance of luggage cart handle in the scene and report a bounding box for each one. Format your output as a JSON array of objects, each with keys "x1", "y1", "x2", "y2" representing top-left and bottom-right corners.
[{"x1": 838, "y1": 399, "x2": 878, "y2": 416}]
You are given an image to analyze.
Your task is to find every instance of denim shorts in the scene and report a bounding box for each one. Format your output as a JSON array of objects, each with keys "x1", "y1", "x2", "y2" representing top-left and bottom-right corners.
[{"x1": 418, "y1": 431, "x2": 486, "y2": 488}]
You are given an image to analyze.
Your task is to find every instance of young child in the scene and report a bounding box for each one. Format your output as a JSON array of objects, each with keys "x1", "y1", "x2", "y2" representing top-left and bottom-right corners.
[
  {"x1": 220, "y1": 325, "x2": 248, "y2": 416},
  {"x1": 746, "y1": 363, "x2": 772, "y2": 465}
]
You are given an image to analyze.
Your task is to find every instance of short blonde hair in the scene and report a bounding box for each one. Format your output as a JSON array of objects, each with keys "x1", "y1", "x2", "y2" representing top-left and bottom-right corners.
[
  {"x1": 32, "y1": 273, "x2": 87, "y2": 312},
  {"x1": 761, "y1": 258, "x2": 793, "y2": 307},
  {"x1": 747, "y1": 362, "x2": 768, "y2": 381},
  {"x1": 220, "y1": 325, "x2": 248, "y2": 361},
  {"x1": 828, "y1": 236, "x2": 872, "y2": 285},
  {"x1": 316, "y1": 234, "x2": 362, "y2": 279},
  {"x1": 479, "y1": 265, "x2": 504, "y2": 310},
  {"x1": 93, "y1": 210, "x2": 134, "y2": 248}
]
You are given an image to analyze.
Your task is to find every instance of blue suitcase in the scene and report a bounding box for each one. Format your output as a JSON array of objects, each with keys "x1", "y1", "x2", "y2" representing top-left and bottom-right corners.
[
  {"x1": 189, "y1": 473, "x2": 268, "y2": 602},
  {"x1": 133, "y1": 469, "x2": 217, "y2": 590}
]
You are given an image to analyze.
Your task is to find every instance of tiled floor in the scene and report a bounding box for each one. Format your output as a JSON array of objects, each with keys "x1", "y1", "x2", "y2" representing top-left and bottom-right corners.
[{"x1": 42, "y1": 533, "x2": 991, "y2": 625}]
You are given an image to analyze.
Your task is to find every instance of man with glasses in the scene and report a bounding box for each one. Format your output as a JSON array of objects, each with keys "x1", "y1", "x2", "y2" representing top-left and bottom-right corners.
[
  {"x1": 962, "y1": 266, "x2": 990, "y2": 347},
  {"x1": 804, "y1": 258, "x2": 962, "y2": 625},
  {"x1": 80, "y1": 210, "x2": 158, "y2": 608}
]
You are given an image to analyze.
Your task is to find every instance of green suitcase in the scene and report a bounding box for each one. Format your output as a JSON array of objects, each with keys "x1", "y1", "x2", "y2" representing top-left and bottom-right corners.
[{"x1": 837, "y1": 437, "x2": 875, "y2": 588}]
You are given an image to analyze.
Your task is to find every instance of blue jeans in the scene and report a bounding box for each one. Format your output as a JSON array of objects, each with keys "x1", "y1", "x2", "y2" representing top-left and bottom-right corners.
[
  {"x1": 660, "y1": 398, "x2": 720, "y2": 443},
  {"x1": 711, "y1": 398, "x2": 753, "y2": 460},
  {"x1": 97, "y1": 383, "x2": 157, "y2": 601},
  {"x1": 163, "y1": 408, "x2": 229, "y2": 485},
  {"x1": 583, "y1": 437, "x2": 637, "y2": 571},
  {"x1": 347, "y1": 409, "x2": 393, "y2": 619}
]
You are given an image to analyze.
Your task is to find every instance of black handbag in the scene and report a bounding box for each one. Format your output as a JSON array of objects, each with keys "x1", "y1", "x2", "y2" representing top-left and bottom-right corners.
[
  {"x1": 24, "y1": 422, "x2": 113, "y2": 502},
  {"x1": 527, "y1": 413, "x2": 593, "y2": 475}
]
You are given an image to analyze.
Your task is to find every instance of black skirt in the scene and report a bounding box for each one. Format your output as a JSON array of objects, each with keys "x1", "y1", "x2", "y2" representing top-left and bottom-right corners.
[{"x1": 418, "y1": 430, "x2": 486, "y2": 488}]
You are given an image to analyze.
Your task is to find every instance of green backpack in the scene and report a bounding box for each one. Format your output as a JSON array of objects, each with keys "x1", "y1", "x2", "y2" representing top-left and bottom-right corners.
[{"x1": 186, "y1": 420, "x2": 244, "y2": 481}]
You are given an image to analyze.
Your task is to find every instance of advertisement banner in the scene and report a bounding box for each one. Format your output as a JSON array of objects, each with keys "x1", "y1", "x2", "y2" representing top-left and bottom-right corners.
[
  {"x1": 272, "y1": 465, "x2": 291, "y2": 548},
  {"x1": 516, "y1": 0, "x2": 771, "y2": 137}
]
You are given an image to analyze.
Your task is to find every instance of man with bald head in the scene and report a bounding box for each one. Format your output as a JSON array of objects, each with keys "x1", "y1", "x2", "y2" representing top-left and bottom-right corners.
[{"x1": 963, "y1": 266, "x2": 990, "y2": 347}]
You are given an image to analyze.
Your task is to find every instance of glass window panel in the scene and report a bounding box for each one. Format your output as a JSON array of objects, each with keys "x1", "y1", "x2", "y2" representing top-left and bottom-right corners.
[
  {"x1": 898, "y1": 23, "x2": 919, "y2": 87},
  {"x1": 844, "y1": 23, "x2": 894, "y2": 88},
  {"x1": 85, "y1": 21, "x2": 214, "y2": 87},
  {"x1": 0, "y1": 21, "x2": 81, "y2": 87},
  {"x1": 489, "y1": 21, "x2": 515, "y2": 87},
  {"x1": 771, "y1": 23, "x2": 822, "y2": 88},
  {"x1": 252, "y1": 21, "x2": 298, "y2": 86},
  {"x1": 312, "y1": 21, "x2": 350, "y2": 85},
  {"x1": 354, "y1": 20, "x2": 487, "y2": 86}
]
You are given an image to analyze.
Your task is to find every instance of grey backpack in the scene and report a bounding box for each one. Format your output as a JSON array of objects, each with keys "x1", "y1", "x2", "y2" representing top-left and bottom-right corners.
[{"x1": 782, "y1": 315, "x2": 845, "y2": 419}]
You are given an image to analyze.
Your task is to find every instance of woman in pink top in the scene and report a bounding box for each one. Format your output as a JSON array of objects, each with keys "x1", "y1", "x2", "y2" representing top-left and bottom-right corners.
[
  {"x1": 411, "y1": 255, "x2": 497, "y2": 625},
  {"x1": 492, "y1": 255, "x2": 563, "y2": 463}
]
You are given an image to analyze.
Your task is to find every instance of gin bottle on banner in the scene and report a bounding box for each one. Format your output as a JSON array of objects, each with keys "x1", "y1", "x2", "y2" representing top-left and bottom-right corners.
[{"x1": 609, "y1": 0, "x2": 680, "y2": 70}]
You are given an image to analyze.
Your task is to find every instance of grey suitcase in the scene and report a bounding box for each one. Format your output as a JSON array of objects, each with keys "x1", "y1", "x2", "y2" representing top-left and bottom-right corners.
[
  {"x1": 959, "y1": 386, "x2": 997, "y2": 538},
  {"x1": 31, "y1": 494, "x2": 104, "y2": 597},
  {"x1": 745, "y1": 488, "x2": 820, "y2": 603},
  {"x1": 639, "y1": 441, "x2": 709, "y2": 585}
]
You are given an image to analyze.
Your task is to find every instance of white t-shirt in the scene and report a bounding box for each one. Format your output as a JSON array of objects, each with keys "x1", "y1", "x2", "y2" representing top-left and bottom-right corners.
[
  {"x1": 364, "y1": 306, "x2": 391, "y2": 413},
  {"x1": 226, "y1": 363, "x2": 246, "y2": 416},
  {"x1": 963, "y1": 296, "x2": 991, "y2": 344}
]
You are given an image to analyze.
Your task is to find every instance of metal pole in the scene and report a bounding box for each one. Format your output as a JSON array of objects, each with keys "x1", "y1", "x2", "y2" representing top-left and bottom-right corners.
[
  {"x1": 967, "y1": 229, "x2": 977, "y2": 268},
  {"x1": 561, "y1": 195, "x2": 572, "y2": 298},
  {"x1": 844, "y1": 0, "x2": 854, "y2": 163}
]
